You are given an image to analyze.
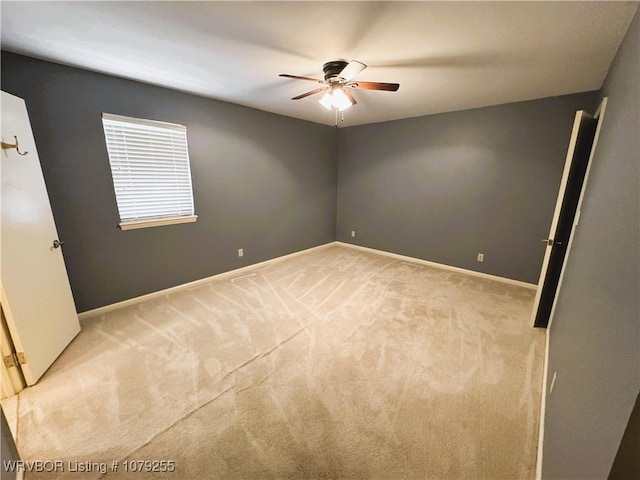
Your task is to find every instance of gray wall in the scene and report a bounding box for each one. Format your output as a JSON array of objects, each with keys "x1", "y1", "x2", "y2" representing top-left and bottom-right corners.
[
  {"x1": 336, "y1": 92, "x2": 598, "y2": 284},
  {"x1": 1, "y1": 52, "x2": 338, "y2": 312},
  {"x1": 609, "y1": 391, "x2": 640, "y2": 479},
  {"x1": 541, "y1": 7, "x2": 639, "y2": 480},
  {"x1": 1, "y1": 409, "x2": 19, "y2": 480}
]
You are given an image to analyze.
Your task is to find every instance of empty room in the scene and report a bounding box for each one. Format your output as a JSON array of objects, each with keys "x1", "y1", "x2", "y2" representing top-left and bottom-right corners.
[{"x1": 1, "y1": 2, "x2": 638, "y2": 479}]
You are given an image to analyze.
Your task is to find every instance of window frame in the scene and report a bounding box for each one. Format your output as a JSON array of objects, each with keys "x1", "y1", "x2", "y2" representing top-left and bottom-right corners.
[{"x1": 101, "y1": 113, "x2": 197, "y2": 230}]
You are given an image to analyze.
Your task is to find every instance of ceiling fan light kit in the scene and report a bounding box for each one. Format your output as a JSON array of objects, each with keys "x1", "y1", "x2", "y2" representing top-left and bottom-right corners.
[
  {"x1": 279, "y1": 59, "x2": 399, "y2": 119},
  {"x1": 319, "y1": 87, "x2": 353, "y2": 111}
]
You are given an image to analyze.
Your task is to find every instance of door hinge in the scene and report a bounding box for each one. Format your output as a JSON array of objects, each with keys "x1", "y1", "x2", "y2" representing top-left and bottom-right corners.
[{"x1": 3, "y1": 352, "x2": 26, "y2": 368}]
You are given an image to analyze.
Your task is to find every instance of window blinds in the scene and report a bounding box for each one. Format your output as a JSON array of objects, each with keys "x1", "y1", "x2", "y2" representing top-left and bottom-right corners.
[{"x1": 102, "y1": 113, "x2": 195, "y2": 228}]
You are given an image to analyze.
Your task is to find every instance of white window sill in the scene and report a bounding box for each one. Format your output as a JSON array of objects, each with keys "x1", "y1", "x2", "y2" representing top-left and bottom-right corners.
[{"x1": 119, "y1": 215, "x2": 198, "y2": 231}]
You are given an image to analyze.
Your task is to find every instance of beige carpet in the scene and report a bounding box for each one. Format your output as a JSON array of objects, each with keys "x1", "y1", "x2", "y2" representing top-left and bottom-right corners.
[{"x1": 2, "y1": 244, "x2": 544, "y2": 479}]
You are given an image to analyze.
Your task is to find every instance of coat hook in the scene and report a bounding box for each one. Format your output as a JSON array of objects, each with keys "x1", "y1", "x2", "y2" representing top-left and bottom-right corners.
[{"x1": 1, "y1": 136, "x2": 29, "y2": 156}]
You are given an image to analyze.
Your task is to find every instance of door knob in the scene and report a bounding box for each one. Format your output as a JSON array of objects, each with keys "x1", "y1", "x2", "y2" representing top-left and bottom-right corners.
[
  {"x1": 52, "y1": 239, "x2": 64, "y2": 249},
  {"x1": 542, "y1": 239, "x2": 562, "y2": 246}
]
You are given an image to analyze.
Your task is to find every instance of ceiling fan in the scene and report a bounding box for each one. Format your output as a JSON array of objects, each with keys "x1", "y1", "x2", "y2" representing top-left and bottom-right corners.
[{"x1": 279, "y1": 60, "x2": 400, "y2": 112}]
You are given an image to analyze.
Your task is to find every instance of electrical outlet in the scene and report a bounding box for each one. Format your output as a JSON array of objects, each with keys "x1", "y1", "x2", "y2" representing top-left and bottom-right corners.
[
  {"x1": 238, "y1": 248, "x2": 244, "y2": 258},
  {"x1": 351, "y1": 230, "x2": 356, "y2": 238},
  {"x1": 477, "y1": 253, "x2": 484, "y2": 262}
]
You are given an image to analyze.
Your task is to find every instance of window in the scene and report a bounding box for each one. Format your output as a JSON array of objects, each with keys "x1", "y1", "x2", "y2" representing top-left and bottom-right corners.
[{"x1": 102, "y1": 113, "x2": 197, "y2": 230}]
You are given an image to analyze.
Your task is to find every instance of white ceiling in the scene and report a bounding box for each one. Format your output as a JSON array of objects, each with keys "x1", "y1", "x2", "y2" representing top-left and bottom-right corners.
[{"x1": 1, "y1": 1, "x2": 638, "y2": 127}]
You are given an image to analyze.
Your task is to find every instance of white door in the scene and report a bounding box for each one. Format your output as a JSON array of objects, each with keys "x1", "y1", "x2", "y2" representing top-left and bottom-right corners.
[
  {"x1": 531, "y1": 99, "x2": 607, "y2": 327},
  {"x1": 1, "y1": 91, "x2": 80, "y2": 385}
]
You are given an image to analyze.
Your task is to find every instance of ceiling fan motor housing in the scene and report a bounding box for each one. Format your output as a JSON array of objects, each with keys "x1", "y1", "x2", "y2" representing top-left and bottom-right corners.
[{"x1": 323, "y1": 60, "x2": 348, "y2": 81}]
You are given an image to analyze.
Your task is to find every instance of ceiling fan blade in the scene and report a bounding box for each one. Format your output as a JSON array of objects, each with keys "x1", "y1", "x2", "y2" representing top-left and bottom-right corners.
[
  {"x1": 342, "y1": 88, "x2": 357, "y2": 106},
  {"x1": 339, "y1": 60, "x2": 367, "y2": 81},
  {"x1": 291, "y1": 87, "x2": 327, "y2": 100},
  {"x1": 352, "y1": 81, "x2": 400, "y2": 92},
  {"x1": 279, "y1": 74, "x2": 324, "y2": 83}
]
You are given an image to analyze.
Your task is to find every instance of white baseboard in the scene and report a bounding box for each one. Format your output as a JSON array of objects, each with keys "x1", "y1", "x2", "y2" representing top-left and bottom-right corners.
[
  {"x1": 78, "y1": 242, "x2": 334, "y2": 321},
  {"x1": 79, "y1": 241, "x2": 537, "y2": 321},
  {"x1": 536, "y1": 328, "x2": 550, "y2": 480},
  {"x1": 335, "y1": 241, "x2": 538, "y2": 290}
]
